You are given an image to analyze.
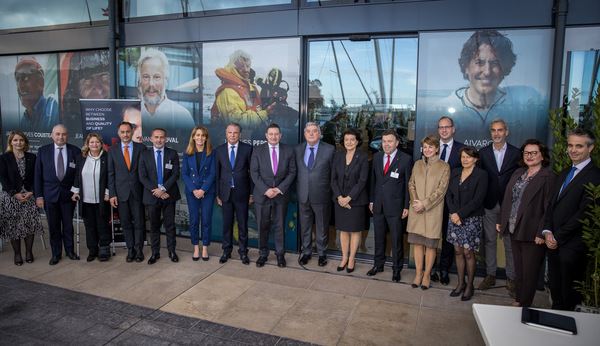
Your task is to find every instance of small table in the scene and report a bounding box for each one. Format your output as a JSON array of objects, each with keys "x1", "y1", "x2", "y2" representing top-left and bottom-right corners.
[{"x1": 472, "y1": 303, "x2": 600, "y2": 345}]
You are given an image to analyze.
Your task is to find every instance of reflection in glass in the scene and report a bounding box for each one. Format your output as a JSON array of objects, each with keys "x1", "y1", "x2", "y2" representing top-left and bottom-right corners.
[
  {"x1": 565, "y1": 50, "x2": 600, "y2": 128},
  {"x1": 125, "y1": 0, "x2": 290, "y2": 18}
]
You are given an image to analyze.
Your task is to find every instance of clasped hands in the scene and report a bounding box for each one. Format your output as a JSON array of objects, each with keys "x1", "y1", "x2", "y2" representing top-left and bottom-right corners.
[
  {"x1": 265, "y1": 187, "x2": 282, "y2": 199},
  {"x1": 151, "y1": 188, "x2": 170, "y2": 200},
  {"x1": 337, "y1": 196, "x2": 352, "y2": 209},
  {"x1": 13, "y1": 191, "x2": 33, "y2": 203},
  {"x1": 412, "y1": 199, "x2": 425, "y2": 214}
]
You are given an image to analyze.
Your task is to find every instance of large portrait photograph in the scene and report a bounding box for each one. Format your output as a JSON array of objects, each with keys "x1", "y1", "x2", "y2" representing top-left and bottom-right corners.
[{"x1": 416, "y1": 29, "x2": 553, "y2": 149}]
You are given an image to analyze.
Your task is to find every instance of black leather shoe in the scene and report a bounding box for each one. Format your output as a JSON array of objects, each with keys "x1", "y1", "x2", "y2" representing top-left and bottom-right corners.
[
  {"x1": 25, "y1": 252, "x2": 34, "y2": 263},
  {"x1": 86, "y1": 255, "x2": 96, "y2": 262},
  {"x1": 147, "y1": 253, "x2": 160, "y2": 265},
  {"x1": 337, "y1": 262, "x2": 347, "y2": 272},
  {"x1": 66, "y1": 252, "x2": 80, "y2": 260},
  {"x1": 430, "y1": 272, "x2": 440, "y2": 283},
  {"x1": 346, "y1": 261, "x2": 355, "y2": 274},
  {"x1": 366, "y1": 266, "x2": 383, "y2": 276},
  {"x1": 168, "y1": 252, "x2": 179, "y2": 263},
  {"x1": 392, "y1": 270, "x2": 401, "y2": 282},
  {"x1": 256, "y1": 256, "x2": 267, "y2": 267},
  {"x1": 318, "y1": 256, "x2": 327, "y2": 267},
  {"x1": 219, "y1": 253, "x2": 231, "y2": 264},
  {"x1": 440, "y1": 271, "x2": 450, "y2": 286},
  {"x1": 126, "y1": 249, "x2": 136, "y2": 263},
  {"x1": 299, "y1": 254, "x2": 311, "y2": 265},
  {"x1": 135, "y1": 251, "x2": 144, "y2": 263},
  {"x1": 49, "y1": 255, "x2": 61, "y2": 265},
  {"x1": 241, "y1": 255, "x2": 250, "y2": 265},
  {"x1": 277, "y1": 255, "x2": 286, "y2": 268},
  {"x1": 98, "y1": 253, "x2": 109, "y2": 262}
]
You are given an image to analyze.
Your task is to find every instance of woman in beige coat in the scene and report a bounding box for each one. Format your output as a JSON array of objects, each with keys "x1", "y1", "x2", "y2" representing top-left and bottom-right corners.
[{"x1": 407, "y1": 135, "x2": 450, "y2": 289}]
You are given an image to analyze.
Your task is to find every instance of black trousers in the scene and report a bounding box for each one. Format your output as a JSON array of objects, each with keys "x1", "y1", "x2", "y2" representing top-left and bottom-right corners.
[
  {"x1": 547, "y1": 245, "x2": 588, "y2": 311},
  {"x1": 45, "y1": 200, "x2": 75, "y2": 257},
  {"x1": 117, "y1": 197, "x2": 145, "y2": 252},
  {"x1": 373, "y1": 212, "x2": 404, "y2": 271},
  {"x1": 147, "y1": 201, "x2": 176, "y2": 254},
  {"x1": 221, "y1": 189, "x2": 250, "y2": 256},
  {"x1": 82, "y1": 202, "x2": 110, "y2": 256}
]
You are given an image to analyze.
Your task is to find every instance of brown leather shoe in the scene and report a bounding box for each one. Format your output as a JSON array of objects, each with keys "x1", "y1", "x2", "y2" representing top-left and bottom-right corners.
[
  {"x1": 478, "y1": 274, "x2": 496, "y2": 290},
  {"x1": 506, "y1": 277, "x2": 516, "y2": 298}
]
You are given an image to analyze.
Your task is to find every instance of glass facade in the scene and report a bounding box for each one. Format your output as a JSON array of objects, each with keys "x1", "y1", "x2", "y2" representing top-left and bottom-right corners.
[
  {"x1": 0, "y1": 0, "x2": 107, "y2": 31},
  {"x1": 124, "y1": 0, "x2": 292, "y2": 19}
]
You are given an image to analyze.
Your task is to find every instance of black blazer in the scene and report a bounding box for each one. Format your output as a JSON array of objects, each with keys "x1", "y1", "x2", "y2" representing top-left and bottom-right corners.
[
  {"x1": 250, "y1": 142, "x2": 296, "y2": 204},
  {"x1": 107, "y1": 141, "x2": 146, "y2": 201},
  {"x1": 498, "y1": 167, "x2": 557, "y2": 241},
  {"x1": 446, "y1": 141, "x2": 465, "y2": 170},
  {"x1": 0, "y1": 151, "x2": 36, "y2": 195},
  {"x1": 370, "y1": 150, "x2": 412, "y2": 215},
  {"x1": 138, "y1": 146, "x2": 182, "y2": 205},
  {"x1": 479, "y1": 142, "x2": 520, "y2": 209},
  {"x1": 215, "y1": 141, "x2": 253, "y2": 202},
  {"x1": 331, "y1": 149, "x2": 369, "y2": 206},
  {"x1": 542, "y1": 163, "x2": 600, "y2": 250},
  {"x1": 72, "y1": 151, "x2": 109, "y2": 217},
  {"x1": 34, "y1": 143, "x2": 81, "y2": 203},
  {"x1": 446, "y1": 166, "x2": 488, "y2": 220}
]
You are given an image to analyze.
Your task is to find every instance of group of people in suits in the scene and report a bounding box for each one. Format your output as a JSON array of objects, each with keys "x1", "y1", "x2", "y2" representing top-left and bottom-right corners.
[{"x1": 3, "y1": 115, "x2": 598, "y2": 312}]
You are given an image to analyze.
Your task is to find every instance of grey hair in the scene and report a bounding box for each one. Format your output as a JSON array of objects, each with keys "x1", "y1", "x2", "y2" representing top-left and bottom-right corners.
[
  {"x1": 229, "y1": 50, "x2": 252, "y2": 67},
  {"x1": 137, "y1": 48, "x2": 170, "y2": 80},
  {"x1": 304, "y1": 122, "x2": 320, "y2": 133},
  {"x1": 52, "y1": 124, "x2": 68, "y2": 133},
  {"x1": 568, "y1": 128, "x2": 595, "y2": 146},
  {"x1": 490, "y1": 118, "x2": 508, "y2": 131},
  {"x1": 226, "y1": 122, "x2": 243, "y2": 133}
]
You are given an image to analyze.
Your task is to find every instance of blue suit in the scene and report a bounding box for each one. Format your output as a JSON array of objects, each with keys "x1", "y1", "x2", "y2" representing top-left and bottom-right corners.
[
  {"x1": 34, "y1": 142, "x2": 81, "y2": 256},
  {"x1": 182, "y1": 151, "x2": 216, "y2": 246}
]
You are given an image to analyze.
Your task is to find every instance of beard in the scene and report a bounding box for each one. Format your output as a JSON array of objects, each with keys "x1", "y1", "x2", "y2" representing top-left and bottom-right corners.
[{"x1": 140, "y1": 85, "x2": 165, "y2": 106}]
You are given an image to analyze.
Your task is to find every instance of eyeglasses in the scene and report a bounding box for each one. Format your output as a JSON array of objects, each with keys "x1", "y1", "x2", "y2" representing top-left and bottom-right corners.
[
  {"x1": 523, "y1": 151, "x2": 539, "y2": 157},
  {"x1": 438, "y1": 126, "x2": 453, "y2": 130}
]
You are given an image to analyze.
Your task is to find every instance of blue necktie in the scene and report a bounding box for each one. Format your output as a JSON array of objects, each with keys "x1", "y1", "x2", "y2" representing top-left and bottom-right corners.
[
  {"x1": 157, "y1": 150, "x2": 163, "y2": 186},
  {"x1": 230, "y1": 146, "x2": 235, "y2": 187},
  {"x1": 307, "y1": 147, "x2": 315, "y2": 171},
  {"x1": 560, "y1": 166, "x2": 577, "y2": 196},
  {"x1": 440, "y1": 144, "x2": 448, "y2": 162}
]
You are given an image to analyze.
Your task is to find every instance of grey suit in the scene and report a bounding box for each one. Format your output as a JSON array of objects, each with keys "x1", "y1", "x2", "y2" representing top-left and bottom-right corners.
[
  {"x1": 250, "y1": 142, "x2": 297, "y2": 257},
  {"x1": 107, "y1": 141, "x2": 146, "y2": 253},
  {"x1": 295, "y1": 140, "x2": 335, "y2": 257}
]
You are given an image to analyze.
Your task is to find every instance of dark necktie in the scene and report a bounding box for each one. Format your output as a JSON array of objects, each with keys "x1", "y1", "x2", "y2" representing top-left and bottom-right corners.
[
  {"x1": 384, "y1": 155, "x2": 390, "y2": 175},
  {"x1": 307, "y1": 147, "x2": 315, "y2": 171},
  {"x1": 157, "y1": 150, "x2": 163, "y2": 186},
  {"x1": 440, "y1": 143, "x2": 448, "y2": 162},
  {"x1": 230, "y1": 146, "x2": 235, "y2": 187},
  {"x1": 56, "y1": 147, "x2": 65, "y2": 181}
]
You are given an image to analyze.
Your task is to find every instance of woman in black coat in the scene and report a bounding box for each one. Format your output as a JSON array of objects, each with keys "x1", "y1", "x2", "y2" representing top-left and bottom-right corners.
[
  {"x1": 445, "y1": 146, "x2": 488, "y2": 301},
  {"x1": 0, "y1": 131, "x2": 43, "y2": 265},
  {"x1": 331, "y1": 128, "x2": 369, "y2": 273},
  {"x1": 71, "y1": 133, "x2": 111, "y2": 262}
]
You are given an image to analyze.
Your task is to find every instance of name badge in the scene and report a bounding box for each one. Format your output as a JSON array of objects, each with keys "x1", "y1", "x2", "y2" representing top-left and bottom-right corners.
[
  {"x1": 390, "y1": 171, "x2": 399, "y2": 179},
  {"x1": 69, "y1": 162, "x2": 76, "y2": 169},
  {"x1": 165, "y1": 163, "x2": 173, "y2": 170}
]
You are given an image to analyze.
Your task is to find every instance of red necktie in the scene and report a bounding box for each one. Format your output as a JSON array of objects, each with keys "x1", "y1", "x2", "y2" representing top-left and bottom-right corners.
[{"x1": 384, "y1": 155, "x2": 390, "y2": 175}]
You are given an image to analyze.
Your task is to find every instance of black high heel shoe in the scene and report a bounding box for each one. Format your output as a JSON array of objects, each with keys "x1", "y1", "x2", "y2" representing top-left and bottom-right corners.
[
  {"x1": 346, "y1": 261, "x2": 355, "y2": 273},
  {"x1": 25, "y1": 252, "x2": 34, "y2": 263},
  {"x1": 14, "y1": 253, "x2": 23, "y2": 266},
  {"x1": 450, "y1": 283, "x2": 467, "y2": 297},
  {"x1": 461, "y1": 285, "x2": 475, "y2": 301},
  {"x1": 337, "y1": 261, "x2": 348, "y2": 272}
]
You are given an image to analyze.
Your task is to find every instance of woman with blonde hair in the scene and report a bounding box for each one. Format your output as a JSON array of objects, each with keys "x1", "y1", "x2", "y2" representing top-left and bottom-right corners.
[
  {"x1": 407, "y1": 135, "x2": 450, "y2": 289},
  {"x1": 182, "y1": 126, "x2": 216, "y2": 261},
  {"x1": 71, "y1": 133, "x2": 111, "y2": 262}
]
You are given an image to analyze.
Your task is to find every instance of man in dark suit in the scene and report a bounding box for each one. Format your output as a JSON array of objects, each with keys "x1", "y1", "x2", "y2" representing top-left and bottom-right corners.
[
  {"x1": 215, "y1": 122, "x2": 253, "y2": 265},
  {"x1": 478, "y1": 118, "x2": 519, "y2": 295},
  {"x1": 295, "y1": 122, "x2": 335, "y2": 267},
  {"x1": 368, "y1": 129, "x2": 412, "y2": 282},
  {"x1": 250, "y1": 123, "x2": 297, "y2": 268},
  {"x1": 432, "y1": 116, "x2": 464, "y2": 285},
  {"x1": 541, "y1": 129, "x2": 600, "y2": 311},
  {"x1": 34, "y1": 124, "x2": 81, "y2": 265},
  {"x1": 108, "y1": 122, "x2": 147, "y2": 263},
  {"x1": 139, "y1": 128, "x2": 181, "y2": 264}
]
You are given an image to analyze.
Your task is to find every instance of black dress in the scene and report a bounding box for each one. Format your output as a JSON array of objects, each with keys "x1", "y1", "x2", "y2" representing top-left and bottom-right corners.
[{"x1": 331, "y1": 150, "x2": 369, "y2": 233}]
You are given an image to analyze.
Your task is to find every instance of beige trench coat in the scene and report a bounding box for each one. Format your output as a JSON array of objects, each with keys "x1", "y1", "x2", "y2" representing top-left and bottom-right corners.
[{"x1": 407, "y1": 155, "x2": 450, "y2": 241}]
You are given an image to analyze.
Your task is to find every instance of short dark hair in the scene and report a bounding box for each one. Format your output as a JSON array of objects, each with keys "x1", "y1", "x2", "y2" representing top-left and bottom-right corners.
[
  {"x1": 340, "y1": 128, "x2": 363, "y2": 147},
  {"x1": 568, "y1": 128, "x2": 596, "y2": 147},
  {"x1": 458, "y1": 146, "x2": 480, "y2": 160},
  {"x1": 438, "y1": 116, "x2": 454, "y2": 127},
  {"x1": 266, "y1": 123, "x2": 281, "y2": 132},
  {"x1": 381, "y1": 129, "x2": 399, "y2": 140},
  {"x1": 459, "y1": 30, "x2": 517, "y2": 80},
  {"x1": 152, "y1": 128, "x2": 167, "y2": 136},
  {"x1": 118, "y1": 121, "x2": 133, "y2": 131},
  {"x1": 518, "y1": 139, "x2": 550, "y2": 167}
]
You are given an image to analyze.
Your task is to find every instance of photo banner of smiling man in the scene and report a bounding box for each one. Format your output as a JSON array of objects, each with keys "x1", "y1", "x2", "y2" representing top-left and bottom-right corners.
[
  {"x1": 79, "y1": 99, "x2": 142, "y2": 149},
  {"x1": 415, "y1": 29, "x2": 553, "y2": 151}
]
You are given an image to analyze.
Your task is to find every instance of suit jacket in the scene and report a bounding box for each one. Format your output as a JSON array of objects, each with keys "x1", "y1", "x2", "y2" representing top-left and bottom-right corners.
[
  {"x1": 446, "y1": 166, "x2": 488, "y2": 220},
  {"x1": 34, "y1": 143, "x2": 80, "y2": 203},
  {"x1": 542, "y1": 162, "x2": 600, "y2": 250},
  {"x1": 182, "y1": 150, "x2": 216, "y2": 195},
  {"x1": 446, "y1": 141, "x2": 465, "y2": 170},
  {"x1": 295, "y1": 141, "x2": 335, "y2": 204},
  {"x1": 330, "y1": 149, "x2": 369, "y2": 206},
  {"x1": 250, "y1": 142, "x2": 296, "y2": 204},
  {"x1": 498, "y1": 167, "x2": 557, "y2": 241},
  {"x1": 479, "y1": 142, "x2": 519, "y2": 209},
  {"x1": 107, "y1": 141, "x2": 146, "y2": 201},
  {"x1": 72, "y1": 151, "x2": 109, "y2": 217},
  {"x1": 0, "y1": 151, "x2": 36, "y2": 195},
  {"x1": 214, "y1": 141, "x2": 253, "y2": 202},
  {"x1": 370, "y1": 150, "x2": 412, "y2": 215},
  {"x1": 139, "y1": 146, "x2": 181, "y2": 205}
]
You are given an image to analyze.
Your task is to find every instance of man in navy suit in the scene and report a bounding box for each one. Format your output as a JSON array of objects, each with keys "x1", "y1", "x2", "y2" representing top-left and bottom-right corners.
[
  {"x1": 432, "y1": 116, "x2": 464, "y2": 285},
  {"x1": 368, "y1": 129, "x2": 412, "y2": 282},
  {"x1": 139, "y1": 128, "x2": 181, "y2": 264},
  {"x1": 108, "y1": 122, "x2": 147, "y2": 263},
  {"x1": 35, "y1": 124, "x2": 81, "y2": 265},
  {"x1": 541, "y1": 129, "x2": 600, "y2": 311},
  {"x1": 250, "y1": 123, "x2": 297, "y2": 268},
  {"x1": 215, "y1": 122, "x2": 254, "y2": 265},
  {"x1": 478, "y1": 118, "x2": 519, "y2": 295}
]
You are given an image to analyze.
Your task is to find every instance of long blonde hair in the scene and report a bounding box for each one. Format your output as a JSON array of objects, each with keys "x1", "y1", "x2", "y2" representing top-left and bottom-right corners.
[
  {"x1": 185, "y1": 126, "x2": 213, "y2": 156},
  {"x1": 81, "y1": 133, "x2": 106, "y2": 158}
]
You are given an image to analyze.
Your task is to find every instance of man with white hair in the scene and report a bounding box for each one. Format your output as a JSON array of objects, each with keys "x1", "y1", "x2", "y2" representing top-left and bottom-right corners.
[
  {"x1": 137, "y1": 48, "x2": 195, "y2": 140},
  {"x1": 211, "y1": 50, "x2": 275, "y2": 129}
]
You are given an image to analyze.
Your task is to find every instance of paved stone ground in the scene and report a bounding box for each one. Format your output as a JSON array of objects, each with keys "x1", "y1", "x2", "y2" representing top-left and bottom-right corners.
[{"x1": 0, "y1": 274, "x2": 312, "y2": 346}]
